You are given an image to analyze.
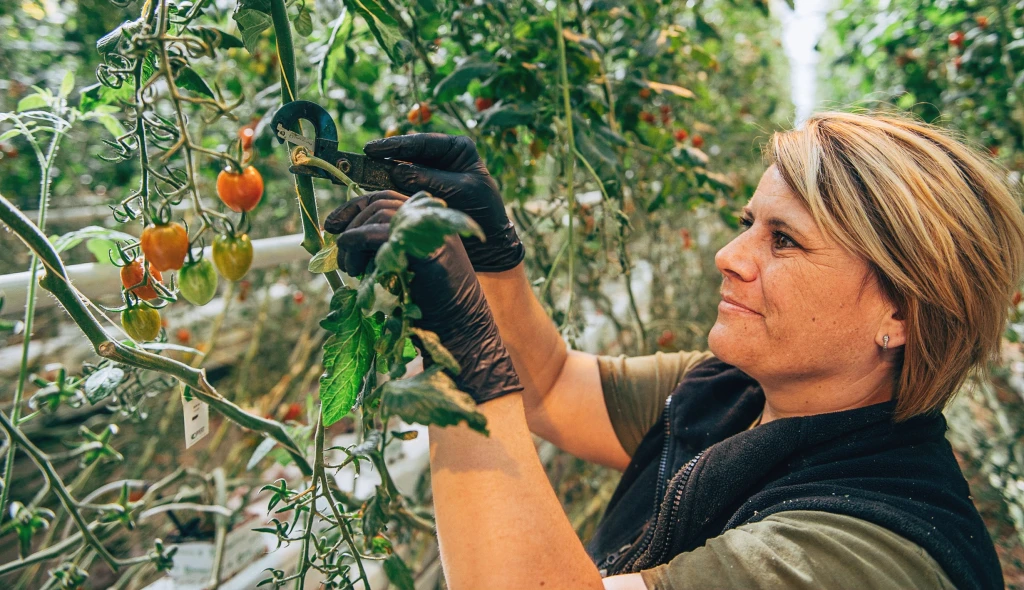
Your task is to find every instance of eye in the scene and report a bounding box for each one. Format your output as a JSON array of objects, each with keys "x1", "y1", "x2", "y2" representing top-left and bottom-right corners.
[
  {"x1": 739, "y1": 215, "x2": 753, "y2": 230},
  {"x1": 772, "y1": 231, "x2": 797, "y2": 250}
]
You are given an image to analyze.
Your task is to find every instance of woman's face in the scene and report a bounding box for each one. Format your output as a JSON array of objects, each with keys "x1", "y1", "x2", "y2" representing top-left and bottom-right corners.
[{"x1": 708, "y1": 165, "x2": 897, "y2": 394}]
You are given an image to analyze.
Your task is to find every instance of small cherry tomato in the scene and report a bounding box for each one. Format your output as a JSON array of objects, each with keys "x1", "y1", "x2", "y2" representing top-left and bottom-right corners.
[
  {"x1": 657, "y1": 329, "x2": 675, "y2": 348},
  {"x1": 692, "y1": 134, "x2": 705, "y2": 148},
  {"x1": 977, "y1": 16, "x2": 988, "y2": 29},
  {"x1": 121, "y1": 306, "x2": 162, "y2": 341},
  {"x1": 212, "y1": 233, "x2": 254, "y2": 282},
  {"x1": 659, "y1": 105, "x2": 671, "y2": 115},
  {"x1": 1013, "y1": 291, "x2": 1022, "y2": 307},
  {"x1": 638, "y1": 88, "x2": 651, "y2": 99},
  {"x1": 178, "y1": 259, "x2": 219, "y2": 306},
  {"x1": 407, "y1": 102, "x2": 432, "y2": 125},
  {"x1": 216, "y1": 166, "x2": 264, "y2": 213},
  {"x1": 639, "y1": 111, "x2": 656, "y2": 124},
  {"x1": 948, "y1": 31, "x2": 965, "y2": 48},
  {"x1": 293, "y1": 291, "x2": 305, "y2": 304},
  {"x1": 674, "y1": 129, "x2": 689, "y2": 142},
  {"x1": 475, "y1": 97, "x2": 494, "y2": 112},
  {"x1": 385, "y1": 126, "x2": 401, "y2": 138},
  {"x1": 120, "y1": 259, "x2": 164, "y2": 300},
  {"x1": 239, "y1": 124, "x2": 256, "y2": 150},
  {"x1": 282, "y1": 402, "x2": 303, "y2": 422},
  {"x1": 140, "y1": 222, "x2": 189, "y2": 272},
  {"x1": 175, "y1": 327, "x2": 191, "y2": 344},
  {"x1": 680, "y1": 229, "x2": 693, "y2": 250}
]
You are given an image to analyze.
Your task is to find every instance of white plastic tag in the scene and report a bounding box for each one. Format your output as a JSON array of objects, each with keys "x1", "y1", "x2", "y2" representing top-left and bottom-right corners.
[{"x1": 182, "y1": 386, "x2": 210, "y2": 449}]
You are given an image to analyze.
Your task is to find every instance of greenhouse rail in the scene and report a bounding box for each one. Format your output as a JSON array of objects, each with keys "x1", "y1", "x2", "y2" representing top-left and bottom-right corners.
[{"x1": 0, "y1": 233, "x2": 308, "y2": 315}]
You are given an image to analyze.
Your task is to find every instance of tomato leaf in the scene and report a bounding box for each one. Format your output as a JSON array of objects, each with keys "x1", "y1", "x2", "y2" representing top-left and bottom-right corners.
[
  {"x1": 343, "y1": 0, "x2": 413, "y2": 66},
  {"x1": 409, "y1": 327, "x2": 460, "y2": 374},
  {"x1": 380, "y1": 365, "x2": 488, "y2": 434},
  {"x1": 308, "y1": 237, "x2": 339, "y2": 274},
  {"x1": 387, "y1": 192, "x2": 484, "y2": 259},
  {"x1": 83, "y1": 366, "x2": 125, "y2": 405},
  {"x1": 477, "y1": 102, "x2": 537, "y2": 130},
  {"x1": 193, "y1": 26, "x2": 244, "y2": 50},
  {"x1": 319, "y1": 289, "x2": 380, "y2": 426},
  {"x1": 361, "y1": 485, "x2": 391, "y2": 540},
  {"x1": 433, "y1": 54, "x2": 499, "y2": 102},
  {"x1": 293, "y1": 6, "x2": 314, "y2": 36},
  {"x1": 246, "y1": 437, "x2": 279, "y2": 471},
  {"x1": 175, "y1": 66, "x2": 215, "y2": 98},
  {"x1": 383, "y1": 554, "x2": 415, "y2": 590},
  {"x1": 233, "y1": 0, "x2": 273, "y2": 55},
  {"x1": 17, "y1": 94, "x2": 48, "y2": 113}
]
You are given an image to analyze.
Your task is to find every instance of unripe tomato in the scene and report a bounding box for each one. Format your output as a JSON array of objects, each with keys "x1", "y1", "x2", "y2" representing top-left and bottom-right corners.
[
  {"x1": 120, "y1": 259, "x2": 163, "y2": 300},
  {"x1": 384, "y1": 126, "x2": 401, "y2": 138},
  {"x1": 638, "y1": 88, "x2": 651, "y2": 99},
  {"x1": 657, "y1": 329, "x2": 675, "y2": 348},
  {"x1": 640, "y1": 111, "x2": 656, "y2": 124},
  {"x1": 178, "y1": 259, "x2": 219, "y2": 305},
  {"x1": 212, "y1": 233, "x2": 254, "y2": 282},
  {"x1": 674, "y1": 129, "x2": 689, "y2": 142},
  {"x1": 216, "y1": 166, "x2": 264, "y2": 213},
  {"x1": 475, "y1": 97, "x2": 494, "y2": 112},
  {"x1": 948, "y1": 31, "x2": 965, "y2": 48},
  {"x1": 121, "y1": 306, "x2": 162, "y2": 341},
  {"x1": 692, "y1": 134, "x2": 705, "y2": 148},
  {"x1": 141, "y1": 222, "x2": 189, "y2": 271},
  {"x1": 407, "y1": 102, "x2": 432, "y2": 125}
]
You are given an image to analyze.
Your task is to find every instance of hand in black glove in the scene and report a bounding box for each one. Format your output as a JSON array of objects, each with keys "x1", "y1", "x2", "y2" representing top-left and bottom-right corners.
[
  {"x1": 359, "y1": 133, "x2": 525, "y2": 272},
  {"x1": 325, "y1": 196, "x2": 523, "y2": 404}
]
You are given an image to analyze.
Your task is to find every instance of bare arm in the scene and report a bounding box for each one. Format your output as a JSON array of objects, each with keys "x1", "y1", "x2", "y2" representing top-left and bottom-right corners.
[{"x1": 477, "y1": 263, "x2": 631, "y2": 471}]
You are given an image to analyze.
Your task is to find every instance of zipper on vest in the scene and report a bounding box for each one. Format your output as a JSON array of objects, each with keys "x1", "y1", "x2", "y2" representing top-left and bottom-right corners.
[{"x1": 599, "y1": 395, "x2": 675, "y2": 575}]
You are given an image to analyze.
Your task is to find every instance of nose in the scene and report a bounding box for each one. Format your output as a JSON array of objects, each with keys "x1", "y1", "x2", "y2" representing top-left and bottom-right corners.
[{"x1": 714, "y1": 230, "x2": 758, "y2": 283}]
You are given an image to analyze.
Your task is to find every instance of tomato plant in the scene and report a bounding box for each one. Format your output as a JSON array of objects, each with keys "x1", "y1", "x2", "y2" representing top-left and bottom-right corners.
[
  {"x1": 178, "y1": 258, "x2": 219, "y2": 305},
  {"x1": 216, "y1": 165, "x2": 264, "y2": 213},
  {"x1": 140, "y1": 223, "x2": 188, "y2": 272},
  {"x1": 120, "y1": 259, "x2": 163, "y2": 301},
  {"x1": 121, "y1": 306, "x2": 162, "y2": 342},
  {"x1": 212, "y1": 233, "x2": 254, "y2": 282}
]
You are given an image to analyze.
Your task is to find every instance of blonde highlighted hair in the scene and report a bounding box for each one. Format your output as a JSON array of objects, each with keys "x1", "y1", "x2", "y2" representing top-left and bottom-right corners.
[{"x1": 766, "y1": 109, "x2": 1024, "y2": 421}]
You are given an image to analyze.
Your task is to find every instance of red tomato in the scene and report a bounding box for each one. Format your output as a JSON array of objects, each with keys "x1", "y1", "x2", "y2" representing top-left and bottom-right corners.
[
  {"x1": 293, "y1": 291, "x2": 305, "y2": 304},
  {"x1": 282, "y1": 402, "x2": 303, "y2": 422},
  {"x1": 640, "y1": 111, "x2": 656, "y2": 124},
  {"x1": 638, "y1": 88, "x2": 651, "y2": 99},
  {"x1": 175, "y1": 327, "x2": 191, "y2": 344},
  {"x1": 692, "y1": 134, "x2": 705, "y2": 148},
  {"x1": 948, "y1": 31, "x2": 965, "y2": 48},
  {"x1": 475, "y1": 97, "x2": 494, "y2": 112},
  {"x1": 674, "y1": 129, "x2": 689, "y2": 142},
  {"x1": 216, "y1": 166, "x2": 264, "y2": 213},
  {"x1": 680, "y1": 228, "x2": 693, "y2": 250},
  {"x1": 657, "y1": 330, "x2": 675, "y2": 348},
  {"x1": 140, "y1": 222, "x2": 189, "y2": 271},
  {"x1": 120, "y1": 259, "x2": 164, "y2": 300},
  {"x1": 1013, "y1": 292, "x2": 1022, "y2": 307},
  {"x1": 659, "y1": 105, "x2": 671, "y2": 115},
  {"x1": 407, "y1": 102, "x2": 432, "y2": 125}
]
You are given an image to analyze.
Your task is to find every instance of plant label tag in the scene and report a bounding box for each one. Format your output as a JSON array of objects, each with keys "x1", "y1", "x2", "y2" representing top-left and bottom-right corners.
[{"x1": 182, "y1": 386, "x2": 209, "y2": 449}]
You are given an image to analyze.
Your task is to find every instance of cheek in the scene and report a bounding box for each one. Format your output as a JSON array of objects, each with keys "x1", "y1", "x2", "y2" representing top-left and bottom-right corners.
[{"x1": 763, "y1": 263, "x2": 866, "y2": 339}]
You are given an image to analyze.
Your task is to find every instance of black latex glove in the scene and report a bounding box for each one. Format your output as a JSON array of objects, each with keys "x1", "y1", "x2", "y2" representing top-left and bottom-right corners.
[
  {"x1": 361, "y1": 133, "x2": 525, "y2": 272},
  {"x1": 326, "y1": 198, "x2": 523, "y2": 404}
]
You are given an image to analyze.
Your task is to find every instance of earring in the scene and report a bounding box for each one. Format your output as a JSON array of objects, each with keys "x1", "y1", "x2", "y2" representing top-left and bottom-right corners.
[{"x1": 883, "y1": 334, "x2": 889, "y2": 351}]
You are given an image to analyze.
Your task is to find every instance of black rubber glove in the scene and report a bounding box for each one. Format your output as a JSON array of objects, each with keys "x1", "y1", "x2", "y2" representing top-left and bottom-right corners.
[
  {"x1": 362, "y1": 133, "x2": 525, "y2": 272},
  {"x1": 326, "y1": 198, "x2": 523, "y2": 404}
]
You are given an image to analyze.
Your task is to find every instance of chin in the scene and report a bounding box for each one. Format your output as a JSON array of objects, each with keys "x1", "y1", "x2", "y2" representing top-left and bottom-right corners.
[{"x1": 707, "y1": 322, "x2": 748, "y2": 369}]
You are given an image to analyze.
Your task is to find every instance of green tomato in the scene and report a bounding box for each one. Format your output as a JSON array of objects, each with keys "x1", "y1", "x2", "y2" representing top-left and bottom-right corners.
[
  {"x1": 121, "y1": 306, "x2": 162, "y2": 341},
  {"x1": 212, "y1": 233, "x2": 254, "y2": 282},
  {"x1": 178, "y1": 259, "x2": 219, "y2": 305}
]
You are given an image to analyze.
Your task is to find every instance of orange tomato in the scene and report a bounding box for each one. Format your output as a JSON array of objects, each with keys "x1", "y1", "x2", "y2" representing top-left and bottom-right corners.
[
  {"x1": 407, "y1": 102, "x2": 432, "y2": 125},
  {"x1": 140, "y1": 223, "x2": 189, "y2": 272},
  {"x1": 217, "y1": 166, "x2": 264, "y2": 213},
  {"x1": 120, "y1": 259, "x2": 164, "y2": 300}
]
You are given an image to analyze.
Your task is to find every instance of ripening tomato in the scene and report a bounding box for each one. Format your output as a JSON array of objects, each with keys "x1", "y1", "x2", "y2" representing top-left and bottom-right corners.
[
  {"x1": 175, "y1": 327, "x2": 191, "y2": 344},
  {"x1": 977, "y1": 16, "x2": 988, "y2": 29},
  {"x1": 120, "y1": 259, "x2": 164, "y2": 300},
  {"x1": 638, "y1": 88, "x2": 651, "y2": 99},
  {"x1": 239, "y1": 124, "x2": 256, "y2": 150},
  {"x1": 212, "y1": 233, "x2": 254, "y2": 282},
  {"x1": 475, "y1": 97, "x2": 494, "y2": 112},
  {"x1": 948, "y1": 31, "x2": 965, "y2": 48},
  {"x1": 141, "y1": 222, "x2": 189, "y2": 271},
  {"x1": 178, "y1": 259, "x2": 219, "y2": 305},
  {"x1": 121, "y1": 306, "x2": 162, "y2": 341},
  {"x1": 407, "y1": 102, "x2": 432, "y2": 125},
  {"x1": 692, "y1": 134, "x2": 705, "y2": 149},
  {"x1": 674, "y1": 129, "x2": 689, "y2": 142},
  {"x1": 385, "y1": 126, "x2": 401, "y2": 138},
  {"x1": 217, "y1": 166, "x2": 264, "y2": 213},
  {"x1": 657, "y1": 329, "x2": 675, "y2": 348}
]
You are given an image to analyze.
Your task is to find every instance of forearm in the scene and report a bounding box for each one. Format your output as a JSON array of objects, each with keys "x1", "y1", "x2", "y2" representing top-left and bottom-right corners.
[
  {"x1": 428, "y1": 393, "x2": 605, "y2": 590},
  {"x1": 477, "y1": 264, "x2": 567, "y2": 415}
]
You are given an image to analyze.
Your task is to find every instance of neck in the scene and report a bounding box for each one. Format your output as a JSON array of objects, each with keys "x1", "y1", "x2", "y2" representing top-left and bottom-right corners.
[{"x1": 759, "y1": 372, "x2": 895, "y2": 425}]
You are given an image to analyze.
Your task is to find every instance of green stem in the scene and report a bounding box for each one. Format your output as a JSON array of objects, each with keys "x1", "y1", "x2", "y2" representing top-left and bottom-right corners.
[
  {"x1": 555, "y1": 0, "x2": 577, "y2": 331},
  {"x1": 294, "y1": 152, "x2": 366, "y2": 198},
  {"x1": 207, "y1": 468, "x2": 228, "y2": 589},
  {"x1": 0, "y1": 193, "x2": 313, "y2": 477}
]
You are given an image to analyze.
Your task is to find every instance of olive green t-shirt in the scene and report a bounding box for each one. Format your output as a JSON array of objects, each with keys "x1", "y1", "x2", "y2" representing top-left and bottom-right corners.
[{"x1": 596, "y1": 350, "x2": 956, "y2": 590}]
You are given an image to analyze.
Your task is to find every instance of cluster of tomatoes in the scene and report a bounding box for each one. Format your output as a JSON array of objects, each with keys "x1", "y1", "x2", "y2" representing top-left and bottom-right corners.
[
  {"x1": 637, "y1": 90, "x2": 705, "y2": 149},
  {"x1": 119, "y1": 127, "x2": 266, "y2": 342},
  {"x1": 384, "y1": 102, "x2": 434, "y2": 138}
]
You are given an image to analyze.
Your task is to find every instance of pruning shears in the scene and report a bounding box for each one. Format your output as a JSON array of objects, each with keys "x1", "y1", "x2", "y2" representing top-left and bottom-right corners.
[{"x1": 270, "y1": 100, "x2": 398, "y2": 191}]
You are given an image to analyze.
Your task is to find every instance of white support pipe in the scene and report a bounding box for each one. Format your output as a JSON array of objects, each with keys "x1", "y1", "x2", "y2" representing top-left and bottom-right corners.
[{"x1": 0, "y1": 233, "x2": 309, "y2": 316}]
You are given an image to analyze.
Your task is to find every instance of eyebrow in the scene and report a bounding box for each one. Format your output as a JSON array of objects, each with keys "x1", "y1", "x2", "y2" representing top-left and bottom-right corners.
[{"x1": 741, "y1": 207, "x2": 811, "y2": 243}]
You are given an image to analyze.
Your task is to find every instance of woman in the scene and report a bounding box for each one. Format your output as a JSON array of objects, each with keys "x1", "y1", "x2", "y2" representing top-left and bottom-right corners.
[{"x1": 324, "y1": 110, "x2": 1024, "y2": 589}]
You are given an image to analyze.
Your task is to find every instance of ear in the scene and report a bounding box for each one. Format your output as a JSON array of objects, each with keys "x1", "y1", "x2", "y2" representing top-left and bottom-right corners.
[{"x1": 877, "y1": 303, "x2": 906, "y2": 349}]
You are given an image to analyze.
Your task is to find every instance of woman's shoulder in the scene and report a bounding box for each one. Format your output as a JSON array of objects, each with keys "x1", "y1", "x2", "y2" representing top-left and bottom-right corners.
[{"x1": 639, "y1": 510, "x2": 956, "y2": 590}]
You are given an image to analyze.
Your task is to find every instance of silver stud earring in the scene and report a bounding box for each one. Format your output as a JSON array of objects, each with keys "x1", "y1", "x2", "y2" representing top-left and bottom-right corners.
[{"x1": 883, "y1": 334, "x2": 889, "y2": 351}]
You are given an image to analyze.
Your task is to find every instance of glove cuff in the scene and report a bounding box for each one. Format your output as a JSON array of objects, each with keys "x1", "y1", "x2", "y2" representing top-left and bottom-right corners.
[{"x1": 462, "y1": 221, "x2": 526, "y2": 273}]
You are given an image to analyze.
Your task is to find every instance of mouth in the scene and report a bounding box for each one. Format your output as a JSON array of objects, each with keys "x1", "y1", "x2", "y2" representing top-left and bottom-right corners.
[{"x1": 719, "y1": 295, "x2": 760, "y2": 315}]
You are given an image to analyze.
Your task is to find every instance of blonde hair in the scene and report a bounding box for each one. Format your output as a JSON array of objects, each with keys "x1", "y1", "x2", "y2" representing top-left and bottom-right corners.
[{"x1": 766, "y1": 108, "x2": 1024, "y2": 421}]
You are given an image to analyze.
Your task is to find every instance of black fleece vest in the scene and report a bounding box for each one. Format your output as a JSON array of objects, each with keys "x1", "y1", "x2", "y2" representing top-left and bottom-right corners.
[{"x1": 585, "y1": 358, "x2": 1003, "y2": 590}]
